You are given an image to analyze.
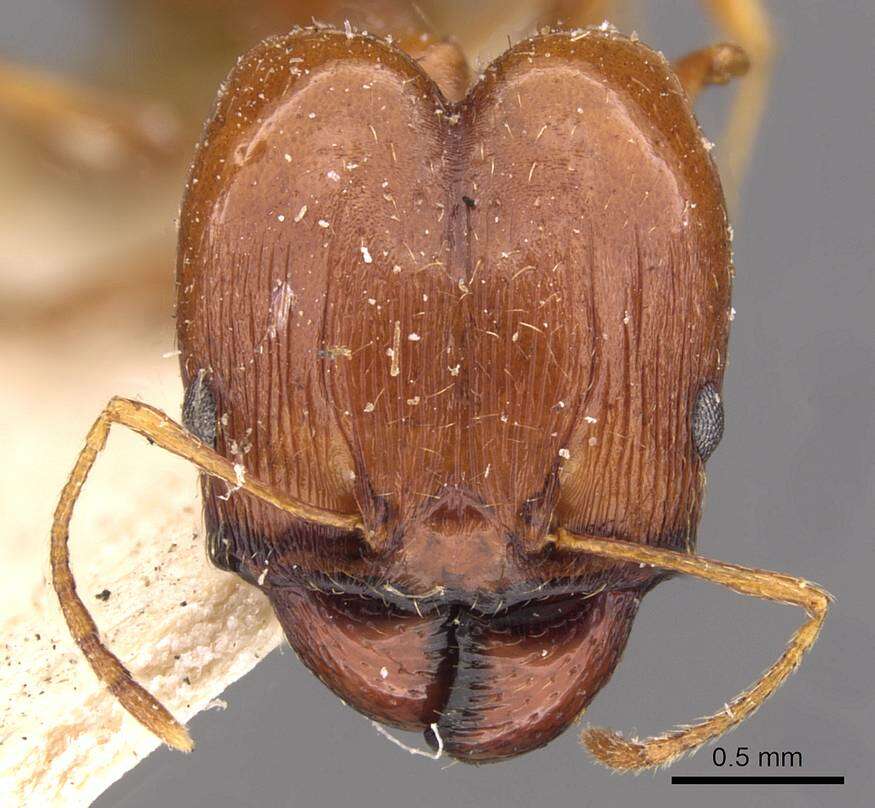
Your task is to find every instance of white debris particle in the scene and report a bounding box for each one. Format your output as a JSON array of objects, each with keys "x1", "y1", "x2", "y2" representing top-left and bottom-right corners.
[
  {"x1": 406, "y1": 396, "x2": 421, "y2": 406},
  {"x1": 161, "y1": 349, "x2": 181, "y2": 358},
  {"x1": 623, "y1": 310, "x2": 631, "y2": 324},
  {"x1": 371, "y1": 720, "x2": 443, "y2": 760},
  {"x1": 268, "y1": 281, "x2": 297, "y2": 338},
  {"x1": 367, "y1": 298, "x2": 377, "y2": 305},
  {"x1": 323, "y1": 346, "x2": 352, "y2": 360},
  {"x1": 206, "y1": 699, "x2": 228, "y2": 711},
  {"x1": 284, "y1": 153, "x2": 292, "y2": 162},
  {"x1": 364, "y1": 402, "x2": 375, "y2": 413},
  {"x1": 407, "y1": 332, "x2": 421, "y2": 342},
  {"x1": 360, "y1": 245, "x2": 373, "y2": 263},
  {"x1": 318, "y1": 219, "x2": 330, "y2": 228},
  {"x1": 389, "y1": 321, "x2": 401, "y2": 377},
  {"x1": 559, "y1": 448, "x2": 571, "y2": 460},
  {"x1": 276, "y1": 214, "x2": 285, "y2": 222},
  {"x1": 308, "y1": 112, "x2": 316, "y2": 119},
  {"x1": 541, "y1": 649, "x2": 548, "y2": 657},
  {"x1": 294, "y1": 204, "x2": 308, "y2": 222},
  {"x1": 380, "y1": 666, "x2": 389, "y2": 679},
  {"x1": 557, "y1": 400, "x2": 565, "y2": 409},
  {"x1": 392, "y1": 264, "x2": 402, "y2": 273},
  {"x1": 327, "y1": 169, "x2": 341, "y2": 182},
  {"x1": 233, "y1": 463, "x2": 246, "y2": 486},
  {"x1": 344, "y1": 19, "x2": 354, "y2": 39},
  {"x1": 588, "y1": 436, "x2": 598, "y2": 447},
  {"x1": 448, "y1": 364, "x2": 460, "y2": 376},
  {"x1": 729, "y1": 307, "x2": 737, "y2": 321},
  {"x1": 257, "y1": 567, "x2": 268, "y2": 586},
  {"x1": 584, "y1": 415, "x2": 598, "y2": 424}
]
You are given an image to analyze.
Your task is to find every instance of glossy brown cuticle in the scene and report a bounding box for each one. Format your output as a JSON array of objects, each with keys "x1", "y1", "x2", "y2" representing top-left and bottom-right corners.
[{"x1": 177, "y1": 26, "x2": 730, "y2": 761}]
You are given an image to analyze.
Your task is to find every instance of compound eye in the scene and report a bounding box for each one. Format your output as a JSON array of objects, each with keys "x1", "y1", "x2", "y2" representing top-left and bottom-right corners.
[
  {"x1": 691, "y1": 382, "x2": 724, "y2": 461},
  {"x1": 182, "y1": 368, "x2": 217, "y2": 447}
]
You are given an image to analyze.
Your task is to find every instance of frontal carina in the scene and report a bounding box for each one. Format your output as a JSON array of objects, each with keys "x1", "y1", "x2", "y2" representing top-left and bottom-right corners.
[{"x1": 52, "y1": 25, "x2": 830, "y2": 772}]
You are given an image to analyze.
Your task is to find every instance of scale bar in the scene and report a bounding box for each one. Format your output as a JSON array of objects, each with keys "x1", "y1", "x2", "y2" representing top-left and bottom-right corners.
[{"x1": 672, "y1": 776, "x2": 843, "y2": 785}]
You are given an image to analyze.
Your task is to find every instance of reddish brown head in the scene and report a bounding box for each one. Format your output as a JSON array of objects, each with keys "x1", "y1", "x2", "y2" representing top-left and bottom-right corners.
[{"x1": 176, "y1": 27, "x2": 731, "y2": 761}]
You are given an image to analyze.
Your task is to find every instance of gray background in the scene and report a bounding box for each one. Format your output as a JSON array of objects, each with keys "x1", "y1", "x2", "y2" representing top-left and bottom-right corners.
[{"x1": 6, "y1": 1, "x2": 873, "y2": 806}]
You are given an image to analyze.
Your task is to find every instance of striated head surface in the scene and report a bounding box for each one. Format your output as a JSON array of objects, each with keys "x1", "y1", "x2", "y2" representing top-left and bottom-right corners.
[{"x1": 177, "y1": 27, "x2": 731, "y2": 761}]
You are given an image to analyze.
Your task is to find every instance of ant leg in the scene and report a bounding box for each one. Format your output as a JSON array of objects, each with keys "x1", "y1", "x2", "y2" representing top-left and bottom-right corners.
[
  {"x1": 542, "y1": 0, "x2": 617, "y2": 30},
  {"x1": 703, "y1": 0, "x2": 774, "y2": 64},
  {"x1": 552, "y1": 529, "x2": 831, "y2": 772},
  {"x1": 0, "y1": 57, "x2": 178, "y2": 171},
  {"x1": 674, "y1": 43, "x2": 750, "y2": 103},
  {"x1": 690, "y1": 0, "x2": 776, "y2": 206},
  {"x1": 51, "y1": 397, "x2": 363, "y2": 750}
]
